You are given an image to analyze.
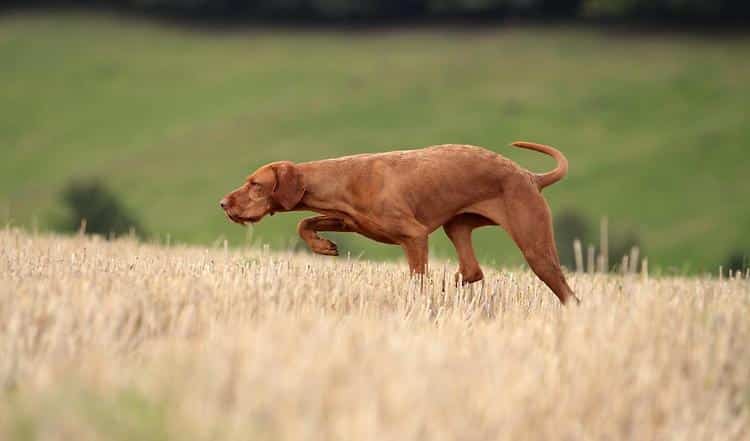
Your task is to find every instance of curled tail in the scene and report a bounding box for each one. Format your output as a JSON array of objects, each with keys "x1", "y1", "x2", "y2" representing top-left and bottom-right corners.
[{"x1": 511, "y1": 141, "x2": 569, "y2": 190}]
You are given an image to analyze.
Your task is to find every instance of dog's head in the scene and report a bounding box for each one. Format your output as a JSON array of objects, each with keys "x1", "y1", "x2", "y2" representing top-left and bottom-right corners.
[{"x1": 220, "y1": 161, "x2": 305, "y2": 225}]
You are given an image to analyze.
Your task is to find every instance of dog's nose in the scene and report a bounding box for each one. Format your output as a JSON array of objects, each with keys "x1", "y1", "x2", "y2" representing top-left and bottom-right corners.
[{"x1": 219, "y1": 198, "x2": 229, "y2": 209}]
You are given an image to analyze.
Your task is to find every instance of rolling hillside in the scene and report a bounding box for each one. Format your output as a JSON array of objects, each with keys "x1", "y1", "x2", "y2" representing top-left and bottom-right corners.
[{"x1": 1, "y1": 13, "x2": 749, "y2": 270}]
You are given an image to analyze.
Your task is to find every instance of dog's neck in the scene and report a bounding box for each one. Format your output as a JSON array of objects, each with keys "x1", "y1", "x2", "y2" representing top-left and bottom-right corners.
[{"x1": 294, "y1": 160, "x2": 352, "y2": 215}]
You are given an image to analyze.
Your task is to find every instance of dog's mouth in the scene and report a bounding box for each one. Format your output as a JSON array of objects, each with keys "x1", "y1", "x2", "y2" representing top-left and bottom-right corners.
[{"x1": 226, "y1": 212, "x2": 262, "y2": 226}]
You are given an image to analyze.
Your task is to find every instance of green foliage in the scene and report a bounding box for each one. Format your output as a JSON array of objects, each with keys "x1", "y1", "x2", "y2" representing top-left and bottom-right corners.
[
  {"x1": 54, "y1": 178, "x2": 146, "y2": 238},
  {"x1": 582, "y1": 0, "x2": 742, "y2": 18},
  {"x1": 83, "y1": 388, "x2": 171, "y2": 441},
  {"x1": 5, "y1": 397, "x2": 36, "y2": 441},
  {"x1": 13, "y1": 0, "x2": 587, "y2": 19},
  {"x1": 17, "y1": 0, "x2": 747, "y2": 20},
  {"x1": 2, "y1": 385, "x2": 175, "y2": 441}
]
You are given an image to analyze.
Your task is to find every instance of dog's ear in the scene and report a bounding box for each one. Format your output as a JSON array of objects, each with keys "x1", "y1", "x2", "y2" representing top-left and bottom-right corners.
[{"x1": 271, "y1": 161, "x2": 305, "y2": 210}]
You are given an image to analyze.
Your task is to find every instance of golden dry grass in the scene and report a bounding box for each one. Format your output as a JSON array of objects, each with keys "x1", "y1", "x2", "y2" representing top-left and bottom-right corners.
[{"x1": 1, "y1": 228, "x2": 748, "y2": 440}]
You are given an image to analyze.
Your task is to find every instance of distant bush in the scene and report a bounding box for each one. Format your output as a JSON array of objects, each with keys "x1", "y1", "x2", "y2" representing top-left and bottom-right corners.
[
  {"x1": 724, "y1": 250, "x2": 748, "y2": 276},
  {"x1": 554, "y1": 209, "x2": 591, "y2": 269},
  {"x1": 54, "y1": 178, "x2": 146, "y2": 238},
  {"x1": 554, "y1": 209, "x2": 643, "y2": 272},
  {"x1": 609, "y1": 228, "x2": 641, "y2": 268}
]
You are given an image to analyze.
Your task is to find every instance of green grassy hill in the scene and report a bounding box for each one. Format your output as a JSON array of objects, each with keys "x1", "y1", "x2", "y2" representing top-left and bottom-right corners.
[{"x1": 2, "y1": 13, "x2": 748, "y2": 271}]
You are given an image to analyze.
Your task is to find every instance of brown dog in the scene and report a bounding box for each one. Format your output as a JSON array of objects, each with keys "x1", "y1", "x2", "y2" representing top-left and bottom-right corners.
[{"x1": 221, "y1": 142, "x2": 579, "y2": 304}]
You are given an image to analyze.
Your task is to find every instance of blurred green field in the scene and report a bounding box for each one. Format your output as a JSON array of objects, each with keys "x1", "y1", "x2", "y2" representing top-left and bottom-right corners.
[{"x1": 1, "y1": 12, "x2": 748, "y2": 271}]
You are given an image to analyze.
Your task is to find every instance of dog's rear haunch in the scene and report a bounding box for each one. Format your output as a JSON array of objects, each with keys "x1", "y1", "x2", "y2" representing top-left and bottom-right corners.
[{"x1": 221, "y1": 142, "x2": 580, "y2": 305}]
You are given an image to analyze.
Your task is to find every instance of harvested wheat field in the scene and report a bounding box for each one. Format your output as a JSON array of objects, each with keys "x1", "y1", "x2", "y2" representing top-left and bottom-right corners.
[{"x1": 1, "y1": 229, "x2": 748, "y2": 440}]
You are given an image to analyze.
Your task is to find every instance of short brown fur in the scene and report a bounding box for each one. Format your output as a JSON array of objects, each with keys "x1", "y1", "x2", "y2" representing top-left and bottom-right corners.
[{"x1": 221, "y1": 142, "x2": 579, "y2": 305}]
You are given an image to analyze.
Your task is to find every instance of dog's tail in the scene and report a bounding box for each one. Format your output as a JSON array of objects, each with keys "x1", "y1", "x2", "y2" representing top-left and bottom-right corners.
[{"x1": 510, "y1": 141, "x2": 569, "y2": 190}]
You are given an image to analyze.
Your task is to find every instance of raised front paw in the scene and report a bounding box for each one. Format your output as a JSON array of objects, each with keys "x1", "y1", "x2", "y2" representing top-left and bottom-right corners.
[{"x1": 310, "y1": 238, "x2": 338, "y2": 256}]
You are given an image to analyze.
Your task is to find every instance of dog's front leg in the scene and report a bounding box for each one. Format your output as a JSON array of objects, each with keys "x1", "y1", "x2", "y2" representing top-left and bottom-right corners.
[
  {"x1": 297, "y1": 216, "x2": 354, "y2": 256},
  {"x1": 400, "y1": 236, "x2": 429, "y2": 276}
]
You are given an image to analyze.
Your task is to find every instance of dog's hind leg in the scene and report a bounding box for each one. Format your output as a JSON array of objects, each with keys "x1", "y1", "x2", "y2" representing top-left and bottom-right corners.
[
  {"x1": 443, "y1": 213, "x2": 493, "y2": 285},
  {"x1": 474, "y1": 186, "x2": 579, "y2": 305},
  {"x1": 503, "y1": 189, "x2": 579, "y2": 305}
]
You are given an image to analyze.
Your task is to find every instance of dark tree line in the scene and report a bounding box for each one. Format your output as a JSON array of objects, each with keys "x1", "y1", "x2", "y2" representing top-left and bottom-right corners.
[{"x1": 5, "y1": 0, "x2": 749, "y2": 23}]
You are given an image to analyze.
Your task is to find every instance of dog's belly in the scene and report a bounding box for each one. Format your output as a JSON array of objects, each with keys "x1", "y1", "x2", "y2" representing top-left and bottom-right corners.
[
  {"x1": 349, "y1": 217, "x2": 398, "y2": 244},
  {"x1": 355, "y1": 229, "x2": 398, "y2": 245}
]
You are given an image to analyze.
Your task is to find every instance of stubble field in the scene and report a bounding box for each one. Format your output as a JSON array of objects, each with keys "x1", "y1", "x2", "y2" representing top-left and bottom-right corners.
[{"x1": 1, "y1": 229, "x2": 748, "y2": 440}]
